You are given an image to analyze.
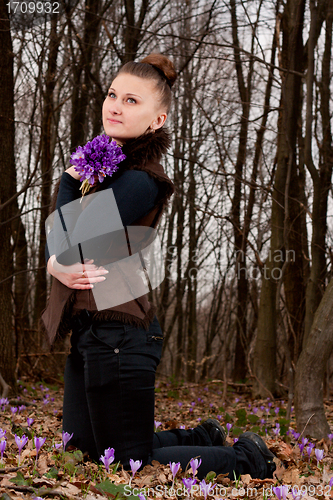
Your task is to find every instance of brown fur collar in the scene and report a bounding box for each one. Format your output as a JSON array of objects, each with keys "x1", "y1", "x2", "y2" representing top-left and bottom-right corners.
[{"x1": 121, "y1": 127, "x2": 171, "y2": 167}]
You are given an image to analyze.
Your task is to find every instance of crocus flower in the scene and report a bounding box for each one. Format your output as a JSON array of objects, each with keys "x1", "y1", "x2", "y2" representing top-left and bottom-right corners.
[
  {"x1": 182, "y1": 477, "x2": 197, "y2": 495},
  {"x1": 11, "y1": 407, "x2": 18, "y2": 415},
  {"x1": 190, "y1": 457, "x2": 202, "y2": 476},
  {"x1": 315, "y1": 448, "x2": 324, "y2": 466},
  {"x1": 62, "y1": 431, "x2": 73, "y2": 451},
  {"x1": 234, "y1": 438, "x2": 238, "y2": 443},
  {"x1": 306, "y1": 443, "x2": 315, "y2": 461},
  {"x1": 129, "y1": 458, "x2": 142, "y2": 487},
  {"x1": 273, "y1": 484, "x2": 289, "y2": 500},
  {"x1": 199, "y1": 479, "x2": 213, "y2": 500},
  {"x1": 273, "y1": 427, "x2": 280, "y2": 437},
  {"x1": 34, "y1": 436, "x2": 46, "y2": 463},
  {"x1": 15, "y1": 434, "x2": 28, "y2": 465},
  {"x1": 328, "y1": 433, "x2": 333, "y2": 441},
  {"x1": 0, "y1": 439, "x2": 6, "y2": 462},
  {"x1": 100, "y1": 447, "x2": 115, "y2": 473},
  {"x1": 169, "y1": 461, "x2": 180, "y2": 488},
  {"x1": 154, "y1": 420, "x2": 162, "y2": 430},
  {"x1": 180, "y1": 425, "x2": 185, "y2": 429},
  {"x1": 52, "y1": 443, "x2": 62, "y2": 451},
  {"x1": 138, "y1": 494, "x2": 146, "y2": 500},
  {"x1": 27, "y1": 417, "x2": 34, "y2": 427},
  {"x1": 226, "y1": 423, "x2": 232, "y2": 436},
  {"x1": 293, "y1": 430, "x2": 300, "y2": 440},
  {"x1": 329, "y1": 477, "x2": 333, "y2": 488},
  {"x1": 274, "y1": 407, "x2": 280, "y2": 415},
  {"x1": 301, "y1": 437, "x2": 308, "y2": 446},
  {"x1": 0, "y1": 429, "x2": 6, "y2": 440},
  {"x1": 291, "y1": 487, "x2": 305, "y2": 500},
  {"x1": 298, "y1": 443, "x2": 305, "y2": 456}
]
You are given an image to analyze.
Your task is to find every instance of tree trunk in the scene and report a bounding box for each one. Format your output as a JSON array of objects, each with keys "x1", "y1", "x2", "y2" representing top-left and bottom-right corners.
[
  {"x1": 0, "y1": 0, "x2": 17, "y2": 391},
  {"x1": 253, "y1": 0, "x2": 306, "y2": 397},
  {"x1": 304, "y1": 0, "x2": 333, "y2": 347},
  {"x1": 294, "y1": 278, "x2": 333, "y2": 438},
  {"x1": 33, "y1": 17, "x2": 61, "y2": 327}
]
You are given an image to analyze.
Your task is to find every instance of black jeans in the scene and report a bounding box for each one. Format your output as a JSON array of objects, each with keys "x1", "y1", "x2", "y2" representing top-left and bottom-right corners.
[{"x1": 63, "y1": 316, "x2": 267, "y2": 480}]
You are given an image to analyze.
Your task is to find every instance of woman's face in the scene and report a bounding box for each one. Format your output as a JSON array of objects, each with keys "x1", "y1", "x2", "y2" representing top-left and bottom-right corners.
[{"x1": 102, "y1": 73, "x2": 167, "y2": 144}]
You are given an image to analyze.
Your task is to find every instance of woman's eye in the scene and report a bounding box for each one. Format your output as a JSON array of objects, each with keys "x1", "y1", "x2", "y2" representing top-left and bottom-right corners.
[
  {"x1": 108, "y1": 91, "x2": 116, "y2": 98},
  {"x1": 127, "y1": 97, "x2": 136, "y2": 104}
]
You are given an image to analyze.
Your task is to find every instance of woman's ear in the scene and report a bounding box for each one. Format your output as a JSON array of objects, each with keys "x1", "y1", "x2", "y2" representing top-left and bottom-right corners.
[{"x1": 151, "y1": 112, "x2": 167, "y2": 131}]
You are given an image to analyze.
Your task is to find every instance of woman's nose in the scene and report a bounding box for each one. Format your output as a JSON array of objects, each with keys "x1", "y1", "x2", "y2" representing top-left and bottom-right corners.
[{"x1": 111, "y1": 100, "x2": 121, "y2": 114}]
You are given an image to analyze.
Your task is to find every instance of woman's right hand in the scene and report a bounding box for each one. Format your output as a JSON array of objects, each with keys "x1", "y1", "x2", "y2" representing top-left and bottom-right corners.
[{"x1": 47, "y1": 255, "x2": 108, "y2": 289}]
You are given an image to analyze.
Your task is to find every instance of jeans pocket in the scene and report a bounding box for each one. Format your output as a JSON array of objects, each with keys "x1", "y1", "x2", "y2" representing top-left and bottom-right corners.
[{"x1": 89, "y1": 321, "x2": 126, "y2": 350}]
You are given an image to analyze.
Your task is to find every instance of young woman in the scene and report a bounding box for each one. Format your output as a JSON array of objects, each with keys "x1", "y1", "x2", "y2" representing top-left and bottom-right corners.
[{"x1": 42, "y1": 54, "x2": 276, "y2": 480}]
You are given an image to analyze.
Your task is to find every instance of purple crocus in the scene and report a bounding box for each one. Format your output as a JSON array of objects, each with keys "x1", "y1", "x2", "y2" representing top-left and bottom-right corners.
[
  {"x1": 11, "y1": 407, "x2": 18, "y2": 415},
  {"x1": 70, "y1": 135, "x2": 126, "y2": 197},
  {"x1": 301, "y1": 437, "x2": 308, "y2": 447},
  {"x1": 62, "y1": 431, "x2": 73, "y2": 451},
  {"x1": 27, "y1": 417, "x2": 34, "y2": 428},
  {"x1": 226, "y1": 423, "x2": 232, "y2": 436},
  {"x1": 34, "y1": 436, "x2": 46, "y2": 463},
  {"x1": 169, "y1": 462, "x2": 180, "y2": 486},
  {"x1": 138, "y1": 494, "x2": 146, "y2": 500},
  {"x1": 154, "y1": 420, "x2": 162, "y2": 430},
  {"x1": 0, "y1": 439, "x2": 6, "y2": 462},
  {"x1": 291, "y1": 486, "x2": 305, "y2": 500},
  {"x1": 293, "y1": 430, "x2": 300, "y2": 440},
  {"x1": 328, "y1": 433, "x2": 333, "y2": 441},
  {"x1": 15, "y1": 434, "x2": 28, "y2": 465},
  {"x1": 199, "y1": 479, "x2": 213, "y2": 500},
  {"x1": 100, "y1": 447, "x2": 115, "y2": 473},
  {"x1": 182, "y1": 477, "x2": 197, "y2": 495},
  {"x1": 169, "y1": 461, "x2": 180, "y2": 488},
  {"x1": 315, "y1": 448, "x2": 324, "y2": 466},
  {"x1": 0, "y1": 429, "x2": 6, "y2": 440},
  {"x1": 273, "y1": 484, "x2": 289, "y2": 500},
  {"x1": 52, "y1": 443, "x2": 62, "y2": 451},
  {"x1": 190, "y1": 457, "x2": 202, "y2": 476},
  {"x1": 306, "y1": 443, "x2": 315, "y2": 461},
  {"x1": 129, "y1": 458, "x2": 142, "y2": 487}
]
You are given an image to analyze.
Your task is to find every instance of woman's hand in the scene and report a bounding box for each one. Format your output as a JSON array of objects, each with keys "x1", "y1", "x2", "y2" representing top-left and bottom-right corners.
[{"x1": 47, "y1": 255, "x2": 108, "y2": 289}]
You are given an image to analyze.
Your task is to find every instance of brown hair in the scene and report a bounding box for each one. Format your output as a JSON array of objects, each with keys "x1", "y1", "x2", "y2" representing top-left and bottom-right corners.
[{"x1": 117, "y1": 53, "x2": 177, "y2": 112}]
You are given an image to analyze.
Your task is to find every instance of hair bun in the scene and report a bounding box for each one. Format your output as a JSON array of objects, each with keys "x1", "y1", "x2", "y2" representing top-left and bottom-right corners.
[{"x1": 140, "y1": 53, "x2": 177, "y2": 88}]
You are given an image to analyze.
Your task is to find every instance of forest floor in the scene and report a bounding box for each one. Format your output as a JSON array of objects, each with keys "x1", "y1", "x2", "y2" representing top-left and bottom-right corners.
[{"x1": 0, "y1": 377, "x2": 333, "y2": 500}]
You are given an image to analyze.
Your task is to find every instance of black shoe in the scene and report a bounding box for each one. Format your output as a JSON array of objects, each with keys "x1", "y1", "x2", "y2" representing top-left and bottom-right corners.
[
  {"x1": 200, "y1": 418, "x2": 227, "y2": 446},
  {"x1": 238, "y1": 432, "x2": 276, "y2": 478}
]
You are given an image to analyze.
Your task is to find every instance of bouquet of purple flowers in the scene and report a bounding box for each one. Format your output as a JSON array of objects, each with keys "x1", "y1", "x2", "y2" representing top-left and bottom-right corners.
[{"x1": 70, "y1": 135, "x2": 126, "y2": 199}]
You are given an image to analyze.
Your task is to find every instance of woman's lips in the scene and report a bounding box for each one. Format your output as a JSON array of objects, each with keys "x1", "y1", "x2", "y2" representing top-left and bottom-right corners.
[{"x1": 107, "y1": 118, "x2": 122, "y2": 124}]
